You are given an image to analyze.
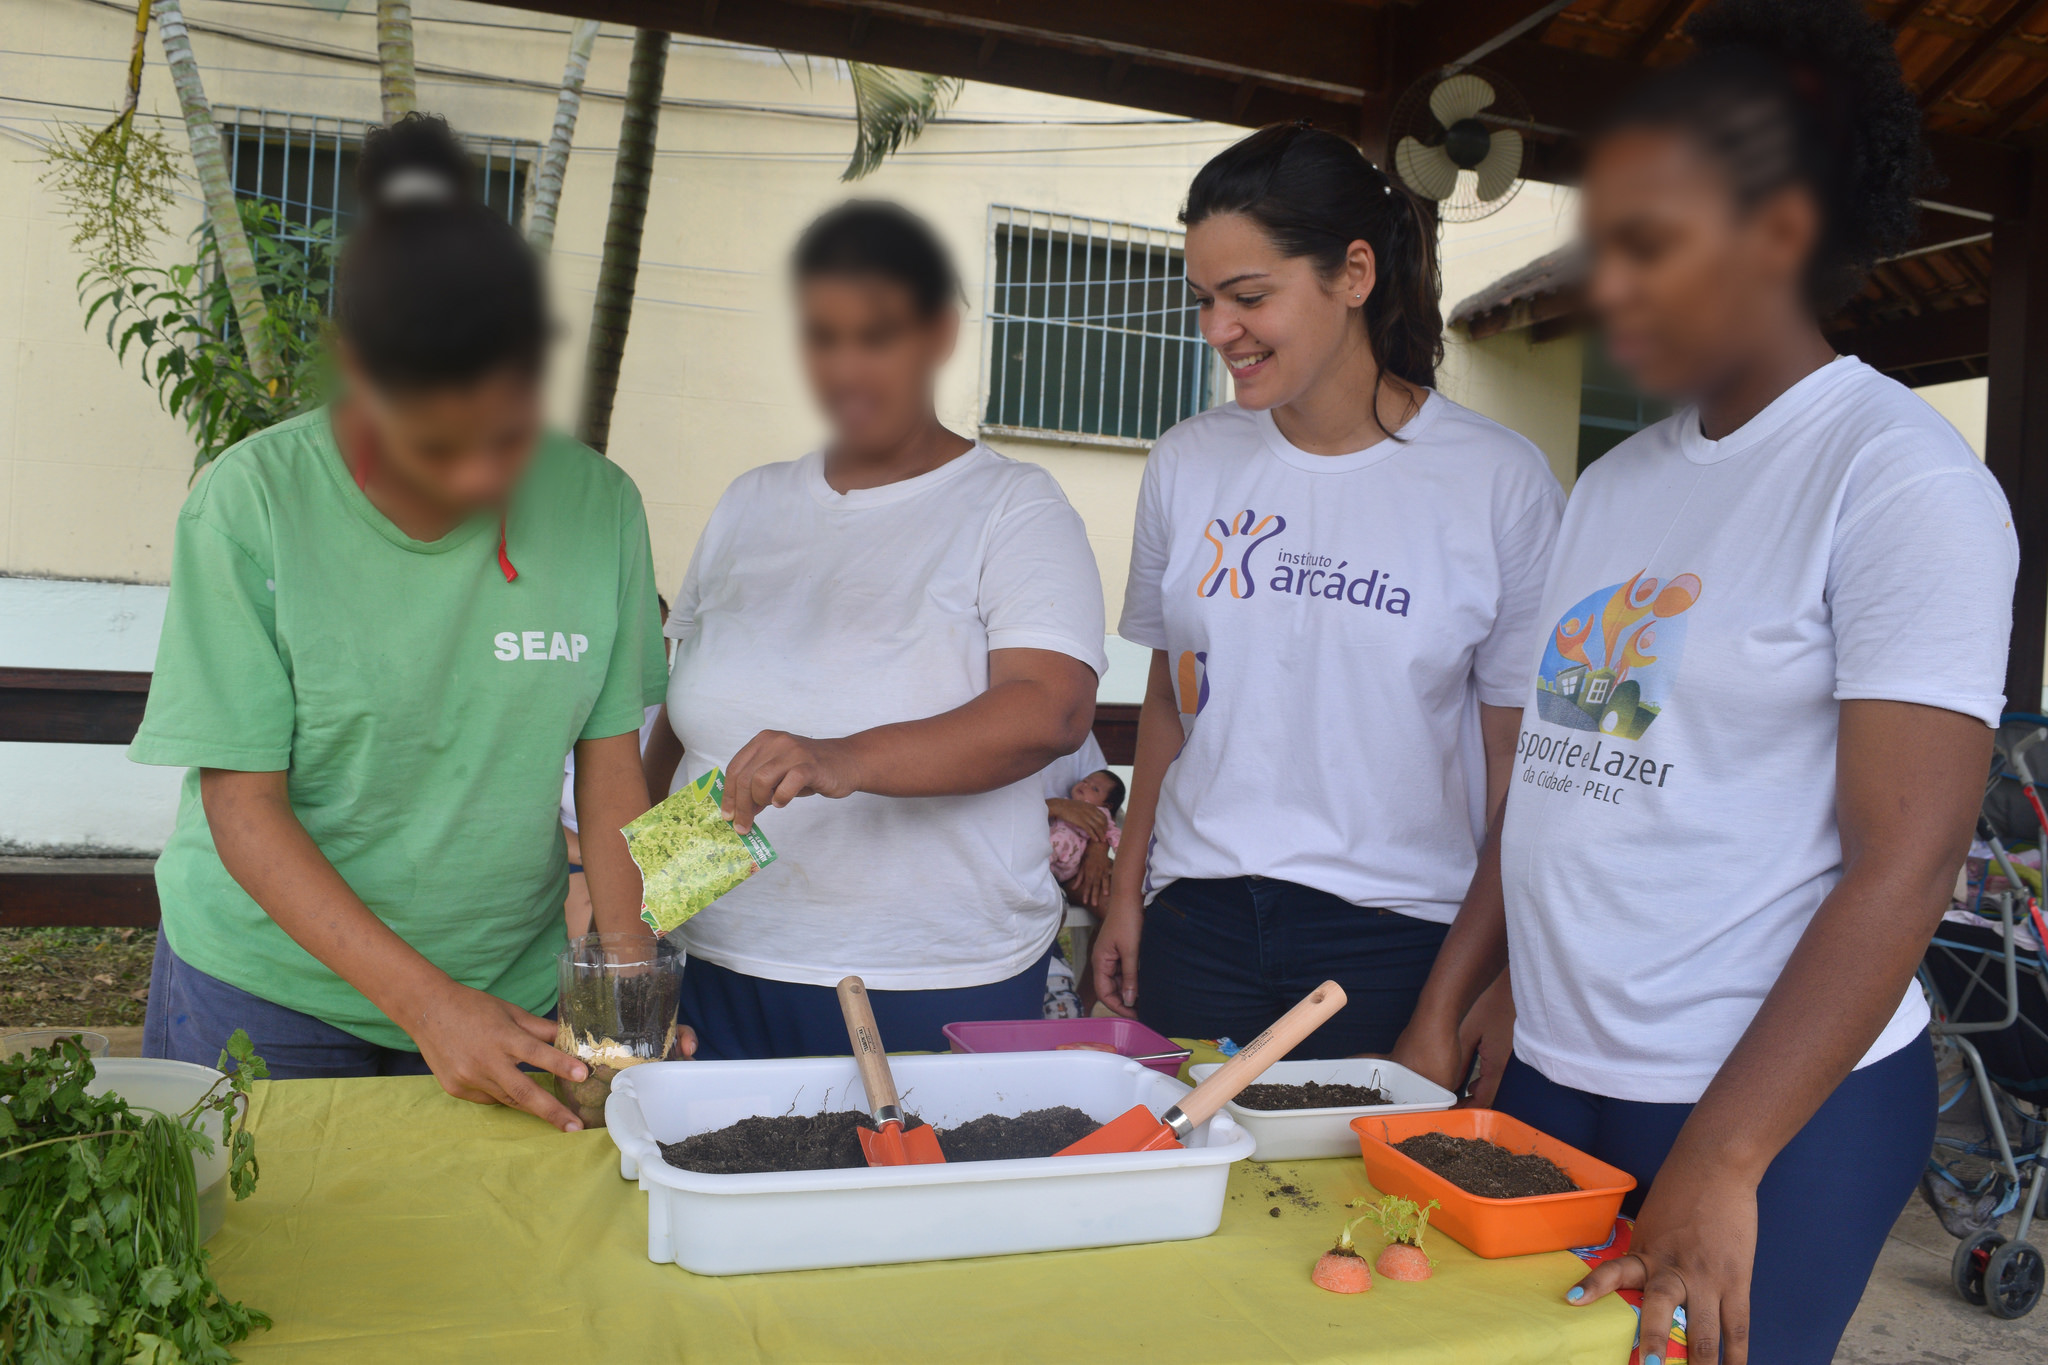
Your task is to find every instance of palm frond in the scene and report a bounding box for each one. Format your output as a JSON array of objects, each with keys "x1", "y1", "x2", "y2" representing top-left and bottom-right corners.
[{"x1": 842, "y1": 63, "x2": 962, "y2": 182}]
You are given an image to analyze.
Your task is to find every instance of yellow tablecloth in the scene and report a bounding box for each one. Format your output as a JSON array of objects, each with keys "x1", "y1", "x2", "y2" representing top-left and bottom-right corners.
[{"x1": 207, "y1": 1072, "x2": 1635, "y2": 1363}]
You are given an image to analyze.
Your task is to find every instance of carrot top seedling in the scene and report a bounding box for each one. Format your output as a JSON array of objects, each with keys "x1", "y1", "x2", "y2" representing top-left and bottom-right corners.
[
  {"x1": 1311, "y1": 1201, "x2": 1384, "y2": 1294},
  {"x1": 1350, "y1": 1194, "x2": 1439, "y2": 1281}
]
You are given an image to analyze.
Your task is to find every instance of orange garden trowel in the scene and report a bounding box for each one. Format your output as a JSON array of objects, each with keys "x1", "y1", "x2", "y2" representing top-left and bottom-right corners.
[
  {"x1": 1056, "y1": 980, "x2": 1349, "y2": 1157},
  {"x1": 838, "y1": 976, "x2": 947, "y2": 1167}
]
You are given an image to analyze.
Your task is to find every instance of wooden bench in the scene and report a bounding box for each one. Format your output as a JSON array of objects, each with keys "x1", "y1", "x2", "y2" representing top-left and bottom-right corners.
[{"x1": 0, "y1": 666, "x2": 1142, "y2": 928}]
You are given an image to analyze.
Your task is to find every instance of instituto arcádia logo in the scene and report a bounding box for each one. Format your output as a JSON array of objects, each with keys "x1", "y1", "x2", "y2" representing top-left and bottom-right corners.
[
  {"x1": 1535, "y1": 570, "x2": 1702, "y2": 739},
  {"x1": 1196, "y1": 509, "x2": 1286, "y2": 599}
]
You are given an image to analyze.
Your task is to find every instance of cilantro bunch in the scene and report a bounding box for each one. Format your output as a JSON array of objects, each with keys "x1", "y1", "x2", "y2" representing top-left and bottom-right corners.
[{"x1": 1, "y1": 1032, "x2": 271, "y2": 1364}]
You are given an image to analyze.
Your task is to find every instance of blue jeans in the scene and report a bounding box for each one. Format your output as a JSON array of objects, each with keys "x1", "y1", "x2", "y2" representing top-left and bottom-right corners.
[
  {"x1": 679, "y1": 948, "x2": 1054, "y2": 1060},
  {"x1": 1495, "y1": 1035, "x2": 1936, "y2": 1365},
  {"x1": 1134, "y1": 876, "x2": 1449, "y2": 1057},
  {"x1": 144, "y1": 935, "x2": 433, "y2": 1079}
]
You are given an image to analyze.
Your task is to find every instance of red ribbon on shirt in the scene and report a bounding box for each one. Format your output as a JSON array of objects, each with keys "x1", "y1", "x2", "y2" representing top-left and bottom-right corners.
[{"x1": 349, "y1": 438, "x2": 518, "y2": 582}]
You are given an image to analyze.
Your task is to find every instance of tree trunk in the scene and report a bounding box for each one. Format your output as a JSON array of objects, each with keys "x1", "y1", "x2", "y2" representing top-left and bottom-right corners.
[
  {"x1": 578, "y1": 26, "x2": 668, "y2": 455},
  {"x1": 116, "y1": 0, "x2": 153, "y2": 125},
  {"x1": 376, "y1": 0, "x2": 416, "y2": 124},
  {"x1": 526, "y1": 18, "x2": 600, "y2": 257},
  {"x1": 157, "y1": 0, "x2": 280, "y2": 382}
]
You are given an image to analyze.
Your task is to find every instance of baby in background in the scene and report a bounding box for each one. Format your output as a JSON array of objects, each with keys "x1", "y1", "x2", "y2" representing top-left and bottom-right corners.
[{"x1": 1048, "y1": 769, "x2": 1124, "y2": 881}]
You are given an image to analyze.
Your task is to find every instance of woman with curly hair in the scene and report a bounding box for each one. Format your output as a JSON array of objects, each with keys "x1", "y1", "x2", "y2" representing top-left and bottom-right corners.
[{"x1": 1392, "y1": 2, "x2": 2016, "y2": 1360}]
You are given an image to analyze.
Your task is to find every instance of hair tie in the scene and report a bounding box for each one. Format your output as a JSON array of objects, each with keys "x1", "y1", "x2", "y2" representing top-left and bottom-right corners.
[{"x1": 379, "y1": 168, "x2": 456, "y2": 206}]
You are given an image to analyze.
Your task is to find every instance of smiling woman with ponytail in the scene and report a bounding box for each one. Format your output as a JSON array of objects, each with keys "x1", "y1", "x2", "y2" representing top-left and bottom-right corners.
[
  {"x1": 1092, "y1": 122, "x2": 1565, "y2": 1056},
  {"x1": 130, "y1": 114, "x2": 684, "y2": 1128}
]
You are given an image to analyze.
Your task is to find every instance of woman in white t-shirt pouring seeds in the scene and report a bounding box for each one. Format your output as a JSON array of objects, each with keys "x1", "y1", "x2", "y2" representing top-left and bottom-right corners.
[
  {"x1": 642, "y1": 201, "x2": 1106, "y2": 1059},
  {"x1": 1392, "y1": 3, "x2": 2017, "y2": 1361},
  {"x1": 1090, "y1": 123, "x2": 1564, "y2": 1057}
]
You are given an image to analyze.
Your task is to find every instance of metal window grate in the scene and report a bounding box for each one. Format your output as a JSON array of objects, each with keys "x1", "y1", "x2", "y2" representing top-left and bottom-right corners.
[
  {"x1": 217, "y1": 107, "x2": 534, "y2": 263},
  {"x1": 981, "y1": 205, "x2": 1219, "y2": 448}
]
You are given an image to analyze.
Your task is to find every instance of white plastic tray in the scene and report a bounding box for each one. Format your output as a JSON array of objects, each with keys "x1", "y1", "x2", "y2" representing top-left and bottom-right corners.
[
  {"x1": 1187, "y1": 1057, "x2": 1456, "y2": 1161},
  {"x1": 606, "y1": 1050, "x2": 1254, "y2": 1275}
]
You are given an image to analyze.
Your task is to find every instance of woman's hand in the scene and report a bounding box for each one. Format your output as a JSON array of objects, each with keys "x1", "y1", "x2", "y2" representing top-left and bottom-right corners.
[
  {"x1": 721, "y1": 731, "x2": 865, "y2": 834},
  {"x1": 1065, "y1": 841, "x2": 1113, "y2": 910},
  {"x1": 1386, "y1": 1013, "x2": 1466, "y2": 1092},
  {"x1": 1568, "y1": 1152, "x2": 1759, "y2": 1365},
  {"x1": 404, "y1": 980, "x2": 593, "y2": 1132},
  {"x1": 1092, "y1": 889, "x2": 1144, "y2": 1018},
  {"x1": 1047, "y1": 798, "x2": 1111, "y2": 841},
  {"x1": 1457, "y1": 970, "x2": 1516, "y2": 1107}
]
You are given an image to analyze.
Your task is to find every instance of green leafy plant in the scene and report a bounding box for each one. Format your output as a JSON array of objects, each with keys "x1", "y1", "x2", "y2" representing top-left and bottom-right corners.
[
  {"x1": 1351, "y1": 1193, "x2": 1437, "y2": 1248},
  {"x1": 1348, "y1": 1194, "x2": 1439, "y2": 1281},
  {"x1": 78, "y1": 200, "x2": 333, "y2": 473},
  {"x1": 1, "y1": 1031, "x2": 271, "y2": 1363}
]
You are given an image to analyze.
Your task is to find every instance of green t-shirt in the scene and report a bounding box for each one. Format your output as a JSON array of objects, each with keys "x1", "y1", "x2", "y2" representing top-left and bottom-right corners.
[{"x1": 129, "y1": 408, "x2": 669, "y2": 1050}]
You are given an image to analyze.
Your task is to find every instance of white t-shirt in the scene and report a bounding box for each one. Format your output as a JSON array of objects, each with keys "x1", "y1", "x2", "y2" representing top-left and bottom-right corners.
[
  {"x1": 663, "y1": 443, "x2": 1108, "y2": 989},
  {"x1": 1120, "y1": 394, "x2": 1563, "y2": 922},
  {"x1": 1503, "y1": 357, "x2": 2017, "y2": 1104}
]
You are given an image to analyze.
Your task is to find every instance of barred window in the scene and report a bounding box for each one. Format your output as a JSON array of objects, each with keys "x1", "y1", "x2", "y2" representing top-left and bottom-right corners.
[
  {"x1": 1577, "y1": 337, "x2": 1670, "y2": 473},
  {"x1": 218, "y1": 107, "x2": 533, "y2": 259},
  {"x1": 981, "y1": 206, "x2": 1220, "y2": 448}
]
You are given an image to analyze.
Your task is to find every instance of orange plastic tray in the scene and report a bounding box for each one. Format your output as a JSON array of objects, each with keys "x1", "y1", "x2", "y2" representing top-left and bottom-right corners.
[{"x1": 1350, "y1": 1109, "x2": 1636, "y2": 1259}]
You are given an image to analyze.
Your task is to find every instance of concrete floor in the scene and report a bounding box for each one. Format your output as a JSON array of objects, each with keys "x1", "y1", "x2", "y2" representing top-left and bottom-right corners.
[
  {"x1": 83, "y1": 1027, "x2": 2048, "y2": 1357},
  {"x1": 1836, "y1": 1194, "x2": 2045, "y2": 1363}
]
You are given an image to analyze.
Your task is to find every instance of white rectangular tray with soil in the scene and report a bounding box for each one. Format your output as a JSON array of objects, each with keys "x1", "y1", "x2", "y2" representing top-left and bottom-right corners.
[
  {"x1": 1187, "y1": 1058, "x2": 1456, "y2": 1161},
  {"x1": 606, "y1": 1050, "x2": 1255, "y2": 1275}
]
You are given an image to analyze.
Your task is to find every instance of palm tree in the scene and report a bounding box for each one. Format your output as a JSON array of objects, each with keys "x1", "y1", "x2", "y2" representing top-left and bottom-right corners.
[
  {"x1": 376, "y1": 0, "x2": 416, "y2": 123},
  {"x1": 526, "y1": 18, "x2": 601, "y2": 257},
  {"x1": 575, "y1": 47, "x2": 960, "y2": 454},
  {"x1": 842, "y1": 64, "x2": 962, "y2": 181},
  {"x1": 157, "y1": 0, "x2": 280, "y2": 382},
  {"x1": 577, "y1": 26, "x2": 667, "y2": 454}
]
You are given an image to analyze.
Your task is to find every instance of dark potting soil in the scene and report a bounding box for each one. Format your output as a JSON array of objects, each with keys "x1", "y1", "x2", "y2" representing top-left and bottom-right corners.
[
  {"x1": 1393, "y1": 1132, "x2": 1579, "y2": 1199},
  {"x1": 1233, "y1": 1080, "x2": 1390, "y2": 1111},
  {"x1": 932, "y1": 1106, "x2": 1098, "y2": 1162},
  {"x1": 659, "y1": 1110, "x2": 915, "y2": 1174},
  {"x1": 658, "y1": 1106, "x2": 1099, "y2": 1174}
]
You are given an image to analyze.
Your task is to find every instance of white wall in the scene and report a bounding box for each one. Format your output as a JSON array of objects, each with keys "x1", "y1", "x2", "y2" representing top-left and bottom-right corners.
[{"x1": 1918, "y1": 377, "x2": 1989, "y2": 458}]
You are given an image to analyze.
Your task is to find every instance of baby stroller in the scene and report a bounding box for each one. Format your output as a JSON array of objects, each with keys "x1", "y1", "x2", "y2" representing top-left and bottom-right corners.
[{"x1": 1918, "y1": 715, "x2": 2048, "y2": 1319}]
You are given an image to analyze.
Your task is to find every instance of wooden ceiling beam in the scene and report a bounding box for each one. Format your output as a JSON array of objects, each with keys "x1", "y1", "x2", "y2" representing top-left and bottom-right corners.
[
  {"x1": 1919, "y1": 0, "x2": 2044, "y2": 111},
  {"x1": 1830, "y1": 300, "x2": 1990, "y2": 374},
  {"x1": 1398, "y1": 0, "x2": 1578, "y2": 77},
  {"x1": 512, "y1": 0, "x2": 1369, "y2": 128},
  {"x1": 498, "y1": 0, "x2": 2028, "y2": 214},
  {"x1": 1483, "y1": 36, "x2": 2026, "y2": 218},
  {"x1": 1624, "y1": 0, "x2": 1695, "y2": 64}
]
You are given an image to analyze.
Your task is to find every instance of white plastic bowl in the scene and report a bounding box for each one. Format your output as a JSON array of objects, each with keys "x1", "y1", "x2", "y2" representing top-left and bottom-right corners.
[
  {"x1": 606, "y1": 1050, "x2": 1254, "y2": 1275},
  {"x1": 84, "y1": 1058, "x2": 239, "y2": 1242},
  {"x1": 1187, "y1": 1057, "x2": 1456, "y2": 1161}
]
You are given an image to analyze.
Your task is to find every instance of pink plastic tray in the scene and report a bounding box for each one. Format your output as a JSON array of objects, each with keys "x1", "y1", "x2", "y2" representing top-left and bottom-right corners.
[{"x1": 940, "y1": 1019, "x2": 1191, "y2": 1076}]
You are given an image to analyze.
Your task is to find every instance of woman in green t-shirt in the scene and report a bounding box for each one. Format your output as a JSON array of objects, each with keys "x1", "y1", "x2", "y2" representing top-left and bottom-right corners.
[{"x1": 130, "y1": 116, "x2": 677, "y2": 1131}]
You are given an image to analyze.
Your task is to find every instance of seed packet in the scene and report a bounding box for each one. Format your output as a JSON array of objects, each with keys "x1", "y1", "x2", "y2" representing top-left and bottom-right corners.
[{"x1": 621, "y1": 768, "x2": 777, "y2": 934}]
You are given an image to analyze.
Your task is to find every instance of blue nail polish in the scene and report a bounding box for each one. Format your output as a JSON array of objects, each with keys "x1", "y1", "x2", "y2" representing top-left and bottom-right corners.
[
  {"x1": 1644, "y1": 1355, "x2": 1661, "y2": 1365},
  {"x1": 1566, "y1": 1286, "x2": 1583, "y2": 1302}
]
